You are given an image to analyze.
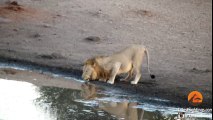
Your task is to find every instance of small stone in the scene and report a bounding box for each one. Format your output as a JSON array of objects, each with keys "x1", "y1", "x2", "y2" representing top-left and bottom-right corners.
[
  {"x1": 84, "y1": 36, "x2": 101, "y2": 42},
  {"x1": 13, "y1": 29, "x2": 18, "y2": 31},
  {"x1": 10, "y1": 1, "x2": 19, "y2": 6},
  {"x1": 32, "y1": 33, "x2": 41, "y2": 38}
]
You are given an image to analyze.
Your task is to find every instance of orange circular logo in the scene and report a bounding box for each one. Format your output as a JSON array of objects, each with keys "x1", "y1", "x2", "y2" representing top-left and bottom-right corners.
[{"x1": 188, "y1": 91, "x2": 203, "y2": 106}]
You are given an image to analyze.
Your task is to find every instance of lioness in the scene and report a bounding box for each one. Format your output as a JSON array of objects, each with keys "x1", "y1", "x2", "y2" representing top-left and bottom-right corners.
[{"x1": 82, "y1": 45, "x2": 155, "y2": 84}]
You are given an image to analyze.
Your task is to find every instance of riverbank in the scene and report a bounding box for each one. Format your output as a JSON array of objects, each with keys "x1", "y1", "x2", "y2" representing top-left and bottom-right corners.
[
  {"x1": 0, "y1": 57, "x2": 212, "y2": 108},
  {"x1": 0, "y1": 0, "x2": 212, "y2": 108}
]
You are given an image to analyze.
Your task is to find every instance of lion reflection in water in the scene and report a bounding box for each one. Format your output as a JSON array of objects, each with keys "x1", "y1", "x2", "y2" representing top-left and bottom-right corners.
[
  {"x1": 100, "y1": 101, "x2": 145, "y2": 120},
  {"x1": 81, "y1": 83, "x2": 145, "y2": 120}
]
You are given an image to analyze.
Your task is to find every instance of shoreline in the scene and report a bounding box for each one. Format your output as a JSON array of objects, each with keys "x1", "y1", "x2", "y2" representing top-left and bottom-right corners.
[{"x1": 0, "y1": 56, "x2": 212, "y2": 109}]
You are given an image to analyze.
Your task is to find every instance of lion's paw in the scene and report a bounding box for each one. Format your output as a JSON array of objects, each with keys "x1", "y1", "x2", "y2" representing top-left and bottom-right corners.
[
  {"x1": 107, "y1": 80, "x2": 114, "y2": 84},
  {"x1": 131, "y1": 81, "x2": 138, "y2": 85}
]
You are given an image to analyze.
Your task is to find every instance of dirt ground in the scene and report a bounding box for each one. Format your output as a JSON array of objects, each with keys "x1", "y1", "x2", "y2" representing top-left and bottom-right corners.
[{"x1": 0, "y1": 0, "x2": 212, "y2": 108}]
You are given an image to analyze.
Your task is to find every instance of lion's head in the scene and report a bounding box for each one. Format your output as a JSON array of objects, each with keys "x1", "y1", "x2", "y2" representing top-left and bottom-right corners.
[
  {"x1": 82, "y1": 58, "x2": 98, "y2": 81},
  {"x1": 82, "y1": 57, "x2": 110, "y2": 81}
]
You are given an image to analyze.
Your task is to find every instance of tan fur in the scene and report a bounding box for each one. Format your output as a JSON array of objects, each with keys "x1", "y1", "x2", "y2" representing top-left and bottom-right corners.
[{"x1": 82, "y1": 45, "x2": 155, "y2": 84}]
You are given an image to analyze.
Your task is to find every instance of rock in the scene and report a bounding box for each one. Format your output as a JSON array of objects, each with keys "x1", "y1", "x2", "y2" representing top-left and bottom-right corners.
[
  {"x1": 2, "y1": 68, "x2": 17, "y2": 75},
  {"x1": 42, "y1": 24, "x2": 52, "y2": 28},
  {"x1": 13, "y1": 29, "x2": 18, "y2": 32},
  {"x1": 84, "y1": 36, "x2": 101, "y2": 42},
  {"x1": 10, "y1": 1, "x2": 19, "y2": 6},
  {"x1": 32, "y1": 33, "x2": 41, "y2": 38},
  {"x1": 4, "y1": 1, "x2": 24, "y2": 11},
  {"x1": 37, "y1": 53, "x2": 64, "y2": 59},
  {"x1": 190, "y1": 68, "x2": 212, "y2": 74}
]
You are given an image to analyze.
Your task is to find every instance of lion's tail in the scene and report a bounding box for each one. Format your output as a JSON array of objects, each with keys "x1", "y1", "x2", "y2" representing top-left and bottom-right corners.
[{"x1": 144, "y1": 48, "x2": 156, "y2": 79}]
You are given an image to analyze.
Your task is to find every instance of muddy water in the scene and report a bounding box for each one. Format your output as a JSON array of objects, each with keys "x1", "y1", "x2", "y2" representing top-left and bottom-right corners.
[{"x1": 0, "y1": 64, "x2": 212, "y2": 120}]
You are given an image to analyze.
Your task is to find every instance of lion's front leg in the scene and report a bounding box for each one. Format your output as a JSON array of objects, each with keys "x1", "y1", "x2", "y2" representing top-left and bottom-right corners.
[{"x1": 107, "y1": 62, "x2": 121, "y2": 84}]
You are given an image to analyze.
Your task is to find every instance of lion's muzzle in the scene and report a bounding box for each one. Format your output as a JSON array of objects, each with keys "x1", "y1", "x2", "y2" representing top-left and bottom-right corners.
[{"x1": 82, "y1": 75, "x2": 90, "y2": 81}]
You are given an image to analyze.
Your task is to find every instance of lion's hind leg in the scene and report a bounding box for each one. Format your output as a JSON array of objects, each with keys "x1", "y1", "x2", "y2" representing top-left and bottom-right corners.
[{"x1": 131, "y1": 54, "x2": 143, "y2": 85}]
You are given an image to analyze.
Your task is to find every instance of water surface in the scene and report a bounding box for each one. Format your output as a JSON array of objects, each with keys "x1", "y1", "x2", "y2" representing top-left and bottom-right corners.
[{"x1": 0, "y1": 78, "x2": 211, "y2": 120}]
